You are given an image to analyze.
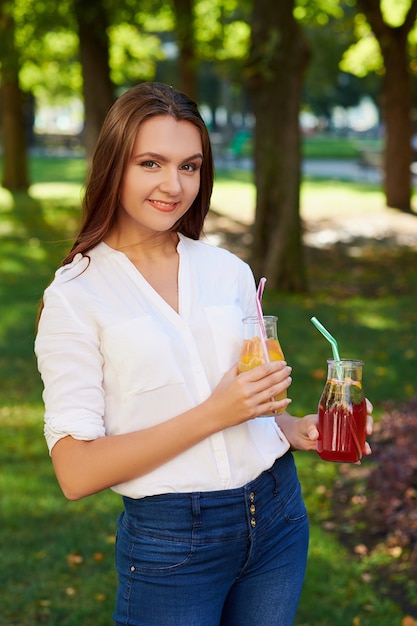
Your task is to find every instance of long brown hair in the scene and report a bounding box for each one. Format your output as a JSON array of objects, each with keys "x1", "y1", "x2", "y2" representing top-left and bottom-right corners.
[{"x1": 63, "y1": 82, "x2": 214, "y2": 266}]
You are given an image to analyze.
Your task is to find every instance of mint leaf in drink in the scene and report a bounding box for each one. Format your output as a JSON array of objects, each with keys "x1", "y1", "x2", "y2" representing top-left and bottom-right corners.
[{"x1": 349, "y1": 382, "x2": 365, "y2": 405}]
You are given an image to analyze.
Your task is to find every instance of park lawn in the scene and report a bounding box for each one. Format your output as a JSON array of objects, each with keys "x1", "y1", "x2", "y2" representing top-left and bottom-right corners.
[
  {"x1": 1, "y1": 157, "x2": 416, "y2": 625},
  {"x1": 0, "y1": 407, "x2": 404, "y2": 626},
  {"x1": 302, "y1": 133, "x2": 383, "y2": 160}
]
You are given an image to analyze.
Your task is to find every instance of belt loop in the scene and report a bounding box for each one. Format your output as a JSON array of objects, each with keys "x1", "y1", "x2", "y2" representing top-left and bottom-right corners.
[{"x1": 191, "y1": 493, "x2": 202, "y2": 528}]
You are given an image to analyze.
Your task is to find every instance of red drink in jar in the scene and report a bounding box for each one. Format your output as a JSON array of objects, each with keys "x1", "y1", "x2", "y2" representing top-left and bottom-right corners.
[{"x1": 317, "y1": 360, "x2": 367, "y2": 463}]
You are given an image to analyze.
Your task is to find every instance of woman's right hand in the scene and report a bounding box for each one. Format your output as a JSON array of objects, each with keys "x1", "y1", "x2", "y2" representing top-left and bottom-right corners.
[{"x1": 205, "y1": 361, "x2": 293, "y2": 430}]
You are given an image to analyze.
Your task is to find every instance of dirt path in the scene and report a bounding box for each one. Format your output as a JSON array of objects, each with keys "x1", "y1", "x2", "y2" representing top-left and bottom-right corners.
[{"x1": 204, "y1": 203, "x2": 417, "y2": 260}]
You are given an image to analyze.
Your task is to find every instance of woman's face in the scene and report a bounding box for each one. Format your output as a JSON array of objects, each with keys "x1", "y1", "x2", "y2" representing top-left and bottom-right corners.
[{"x1": 115, "y1": 115, "x2": 203, "y2": 242}]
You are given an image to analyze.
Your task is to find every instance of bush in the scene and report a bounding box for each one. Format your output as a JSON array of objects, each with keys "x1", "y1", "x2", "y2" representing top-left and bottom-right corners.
[
  {"x1": 331, "y1": 398, "x2": 417, "y2": 618},
  {"x1": 367, "y1": 398, "x2": 417, "y2": 552}
]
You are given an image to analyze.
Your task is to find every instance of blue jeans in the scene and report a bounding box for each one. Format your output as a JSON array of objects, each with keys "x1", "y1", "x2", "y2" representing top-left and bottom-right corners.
[{"x1": 113, "y1": 451, "x2": 309, "y2": 626}]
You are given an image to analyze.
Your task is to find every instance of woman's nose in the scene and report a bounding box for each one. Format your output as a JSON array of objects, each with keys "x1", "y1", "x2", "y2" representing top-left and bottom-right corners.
[{"x1": 160, "y1": 167, "x2": 181, "y2": 194}]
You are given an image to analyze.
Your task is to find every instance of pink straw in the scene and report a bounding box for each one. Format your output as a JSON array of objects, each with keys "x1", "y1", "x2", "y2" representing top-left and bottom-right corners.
[{"x1": 256, "y1": 277, "x2": 270, "y2": 362}]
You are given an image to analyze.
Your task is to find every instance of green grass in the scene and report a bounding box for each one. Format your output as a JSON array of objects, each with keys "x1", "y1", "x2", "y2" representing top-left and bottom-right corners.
[
  {"x1": 302, "y1": 134, "x2": 383, "y2": 160},
  {"x1": 225, "y1": 130, "x2": 385, "y2": 160},
  {"x1": 0, "y1": 405, "x2": 120, "y2": 625},
  {"x1": 29, "y1": 154, "x2": 87, "y2": 183},
  {"x1": 1, "y1": 155, "x2": 416, "y2": 625},
  {"x1": 226, "y1": 129, "x2": 383, "y2": 160}
]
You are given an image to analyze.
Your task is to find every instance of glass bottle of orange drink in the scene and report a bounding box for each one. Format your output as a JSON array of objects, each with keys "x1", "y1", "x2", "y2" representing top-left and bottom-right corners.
[{"x1": 238, "y1": 315, "x2": 286, "y2": 414}]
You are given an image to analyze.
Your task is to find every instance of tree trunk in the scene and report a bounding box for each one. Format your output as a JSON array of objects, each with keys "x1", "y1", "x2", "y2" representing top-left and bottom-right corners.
[
  {"x1": 383, "y1": 34, "x2": 412, "y2": 211},
  {"x1": 357, "y1": 0, "x2": 417, "y2": 212},
  {"x1": 247, "y1": 0, "x2": 310, "y2": 291},
  {"x1": 73, "y1": 0, "x2": 115, "y2": 162},
  {"x1": 172, "y1": 0, "x2": 197, "y2": 100},
  {"x1": 0, "y1": 1, "x2": 29, "y2": 191}
]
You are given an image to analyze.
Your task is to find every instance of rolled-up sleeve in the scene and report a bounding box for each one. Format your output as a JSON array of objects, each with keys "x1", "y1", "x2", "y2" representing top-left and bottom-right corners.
[{"x1": 35, "y1": 283, "x2": 106, "y2": 454}]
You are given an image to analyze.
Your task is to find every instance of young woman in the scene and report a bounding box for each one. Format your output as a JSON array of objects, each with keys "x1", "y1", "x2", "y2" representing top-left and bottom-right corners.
[{"x1": 35, "y1": 82, "x2": 372, "y2": 626}]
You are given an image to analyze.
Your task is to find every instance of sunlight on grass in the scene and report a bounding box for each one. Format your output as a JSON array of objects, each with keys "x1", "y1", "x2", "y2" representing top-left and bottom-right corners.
[
  {"x1": 300, "y1": 180, "x2": 386, "y2": 218},
  {"x1": 212, "y1": 170, "x2": 388, "y2": 225},
  {"x1": 354, "y1": 310, "x2": 399, "y2": 330},
  {"x1": 0, "y1": 187, "x2": 13, "y2": 210},
  {"x1": 211, "y1": 176, "x2": 255, "y2": 223},
  {"x1": 30, "y1": 181, "x2": 84, "y2": 202},
  {"x1": 0, "y1": 242, "x2": 47, "y2": 275}
]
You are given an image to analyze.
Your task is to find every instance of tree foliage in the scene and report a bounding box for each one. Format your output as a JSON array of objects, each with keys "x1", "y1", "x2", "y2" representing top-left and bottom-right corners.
[
  {"x1": 15, "y1": 0, "x2": 80, "y2": 104},
  {"x1": 302, "y1": 5, "x2": 371, "y2": 120},
  {"x1": 350, "y1": 0, "x2": 417, "y2": 211}
]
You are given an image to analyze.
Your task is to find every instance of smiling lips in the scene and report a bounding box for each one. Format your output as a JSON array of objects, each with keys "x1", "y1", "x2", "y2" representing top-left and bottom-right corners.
[{"x1": 149, "y1": 199, "x2": 179, "y2": 212}]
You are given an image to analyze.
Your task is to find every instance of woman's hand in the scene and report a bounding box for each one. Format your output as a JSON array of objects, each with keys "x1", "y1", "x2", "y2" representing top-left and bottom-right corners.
[
  {"x1": 206, "y1": 360, "x2": 293, "y2": 430},
  {"x1": 274, "y1": 412, "x2": 319, "y2": 452},
  {"x1": 363, "y1": 398, "x2": 373, "y2": 456}
]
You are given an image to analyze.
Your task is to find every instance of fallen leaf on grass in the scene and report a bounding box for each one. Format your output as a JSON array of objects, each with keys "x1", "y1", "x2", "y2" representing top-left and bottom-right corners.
[{"x1": 67, "y1": 552, "x2": 83, "y2": 567}]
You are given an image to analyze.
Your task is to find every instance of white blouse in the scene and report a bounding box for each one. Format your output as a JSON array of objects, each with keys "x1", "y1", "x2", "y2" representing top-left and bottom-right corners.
[{"x1": 35, "y1": 234, "x2": 289, "y2": 498}]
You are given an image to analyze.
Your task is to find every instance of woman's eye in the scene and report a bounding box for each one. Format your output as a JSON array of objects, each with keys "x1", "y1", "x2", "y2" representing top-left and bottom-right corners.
[
  {"x1": 140, "y1": 160, "x2": 158, "y2": 168},
  {"x1": 181, "y1": 163, "x2": 199, "y2": 172}
]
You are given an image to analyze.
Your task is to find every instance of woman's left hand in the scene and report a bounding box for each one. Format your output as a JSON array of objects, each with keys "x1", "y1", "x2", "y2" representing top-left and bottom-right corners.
[
  {"x1": 275, "y1": 412, "x2": 319, "y2": 452},
  {"x1": 275, "y1": 397, "x2": 373, "y2": 455},
  {"x1": 363, "y1": 398, "x2": 373, "y2": 456}
]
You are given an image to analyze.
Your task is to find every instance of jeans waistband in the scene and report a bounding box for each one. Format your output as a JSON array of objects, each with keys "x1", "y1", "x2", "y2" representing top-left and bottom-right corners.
[
  {"x1": 120, "y1": 451, "x2": 297, "y2": 541},
  {"x1": 122, "y1": 450, "x2": 293, "y2": 509}
]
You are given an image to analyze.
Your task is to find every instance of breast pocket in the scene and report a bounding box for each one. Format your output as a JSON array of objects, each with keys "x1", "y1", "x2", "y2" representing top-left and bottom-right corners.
[
  {"x1": 101, "y1": 315, "x2": 185, "y2": 398},
  {"x1": 204, "y1": 305, "x2": 244, "y2": 372}
]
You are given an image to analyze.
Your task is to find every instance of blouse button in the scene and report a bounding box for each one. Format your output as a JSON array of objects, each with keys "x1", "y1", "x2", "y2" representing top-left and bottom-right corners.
[
  {"x1": 249, "y1": 491, "x2": 255, "y2": 503},
  {"x1": 250, "y1": 504, "x2": 256, "y2": 515},
  {"x1": 250, "y1": 518, "x2": 256, "y2": 528}
]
